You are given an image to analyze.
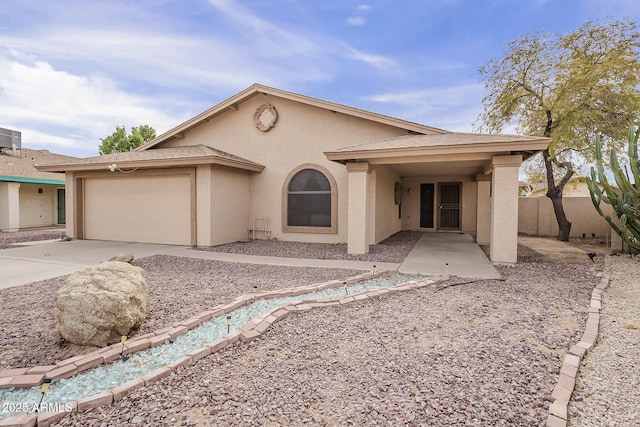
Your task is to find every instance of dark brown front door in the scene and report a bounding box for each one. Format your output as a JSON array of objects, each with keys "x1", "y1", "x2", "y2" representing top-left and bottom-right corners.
[
  {"x1": 438, "y1": 183, "x2": 461, "y2": 229},
  {"x1": 420, "y1": 183, "x2": 434, "y2": 228}
]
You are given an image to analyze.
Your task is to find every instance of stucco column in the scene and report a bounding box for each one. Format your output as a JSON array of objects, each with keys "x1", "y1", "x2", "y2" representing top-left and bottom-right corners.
[
  {"x1": 0, "y1": 182, "x2": 21, "y2": 232},
  {"x1": 196, "y1": 164, "x2": 212, "y2": 246},
  {"x1": 65, "y1": 173, "x2": 77, "y2": 239},
  {"x1": 489, "y1": 155, "x2": 522, "y2": 263},
  {"x1": 347, "y1": 162, "x2": 371, "y2": 254},
  {"x1": 476, "y1": 174, "x2": 491, "y2": 245}
]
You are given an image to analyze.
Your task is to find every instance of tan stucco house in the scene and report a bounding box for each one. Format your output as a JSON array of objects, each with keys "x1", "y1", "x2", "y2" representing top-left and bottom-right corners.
[
  {"x1": 1, "y1": 146, "x2": 75, "y2": 231},
  {"x1": 37, "y1": 84, "x2": 550, "y2": 263}
]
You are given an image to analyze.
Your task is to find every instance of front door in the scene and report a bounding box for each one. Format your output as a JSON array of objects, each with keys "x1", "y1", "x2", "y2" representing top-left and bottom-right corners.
[
  {"x1": 57, "y1": 188, "x2": 66, "y2": 225},
  {"x1": 438, "y1": 183, "x2": 461, "y2": 229},
  {"x1": 420, "y1": 183, "x2": 434, "y2": 228}
]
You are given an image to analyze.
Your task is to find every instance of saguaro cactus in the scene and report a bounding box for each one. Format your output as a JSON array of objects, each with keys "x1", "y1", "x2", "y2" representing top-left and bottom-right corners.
[{"x1": 586, "y1": 127, "x2": 640, "y2": 251}]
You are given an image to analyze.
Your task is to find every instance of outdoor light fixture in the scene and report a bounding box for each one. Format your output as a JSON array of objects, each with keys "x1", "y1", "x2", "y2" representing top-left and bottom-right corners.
[
  {"x1": 35, "y1": 377, "x2": 52, "y2": 412},
  {"x1": 108, "y1": 163, "x2": 117, "y2": 172},
  {"x1": 119, "y1": 336, "x2": 129, "y2": 361}
]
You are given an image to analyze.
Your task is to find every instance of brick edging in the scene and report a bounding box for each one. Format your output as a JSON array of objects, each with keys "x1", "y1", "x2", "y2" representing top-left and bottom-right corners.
[
  {"x1": 546, "y1": 268, "x2": 610, "y2": 427},
  {"x1": 0, "y1": 272, "x2": 447, "y2": 427}
]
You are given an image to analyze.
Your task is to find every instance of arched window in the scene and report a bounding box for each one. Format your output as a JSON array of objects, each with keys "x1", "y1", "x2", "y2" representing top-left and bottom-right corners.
[{"x1": 283, "y1": 165, "x2": 337, "y2": 233}]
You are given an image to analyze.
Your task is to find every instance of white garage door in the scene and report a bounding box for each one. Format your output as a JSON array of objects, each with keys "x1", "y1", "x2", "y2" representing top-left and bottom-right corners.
[{"x1": 84, "y1": 174, "x2": 192, "y2": 245}]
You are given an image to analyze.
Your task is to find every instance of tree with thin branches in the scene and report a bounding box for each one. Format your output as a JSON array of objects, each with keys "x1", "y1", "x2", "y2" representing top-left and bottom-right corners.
[{"x1": 478, "y1": 20, "x2": 640, "y2": 240}]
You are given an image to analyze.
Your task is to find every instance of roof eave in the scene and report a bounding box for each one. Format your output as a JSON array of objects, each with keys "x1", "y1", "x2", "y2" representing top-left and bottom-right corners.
[
  {"x1": 0, "y1": 175, "x2": 65, "y2": 185},
  {"x1": 35, "y1": 156, "x2": 265, "y2": 173},
  {"x1": 324, "y1": 139, "x2": 551, "y2": 162}
]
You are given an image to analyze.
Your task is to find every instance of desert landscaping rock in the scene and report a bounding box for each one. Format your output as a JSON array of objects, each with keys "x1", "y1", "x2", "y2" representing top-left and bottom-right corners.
[
  {"x1": 55, "y1": 261, "x2": 148, "y2": 347},
  {"x1": 54, "y1": 260, "x2": 600, "y2": 426},
  {"x1": 0, "y1": 256, "x2": 363, "y2": 370},
  {"x1": 108, "y1": 253, "x2": 135, "y2": 263},
  {"x1": 569, "y1": 255, "x2": 640, "y2": 426},
  {"x1": 197, "y1": 230, "x2": 423, "y2": 263},
  {"x1": 2, "y1": 230, "x2": 637, "y2": 425},
  {"x1": 0, "y1": 229, "x2": 65, "y2": 250}
]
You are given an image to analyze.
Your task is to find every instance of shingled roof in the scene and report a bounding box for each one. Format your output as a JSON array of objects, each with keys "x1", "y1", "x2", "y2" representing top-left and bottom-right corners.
[
  {"x1": 36, "y1": 145, "x2": 265, "y2": 173},
  {"x1": 325, "y1": 132, "x2": 550, "y2": 162},
  {"x1": 0, "y1": 148, "x2": 76, "y2": 184}
]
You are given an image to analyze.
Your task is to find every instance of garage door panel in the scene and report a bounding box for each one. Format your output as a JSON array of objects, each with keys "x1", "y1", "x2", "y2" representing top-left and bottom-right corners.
[{"x1": 84, "y1": 175, "x2": 191, "y2": 245}]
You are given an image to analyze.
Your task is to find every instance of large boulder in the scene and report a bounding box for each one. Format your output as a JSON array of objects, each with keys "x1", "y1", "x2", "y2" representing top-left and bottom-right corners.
[
  {"x1": 109, "y1": 253, "x2": 135, "y2": 263},
  {"x1": 55, "y1": 261, "x2": 148, "y2": 347}
]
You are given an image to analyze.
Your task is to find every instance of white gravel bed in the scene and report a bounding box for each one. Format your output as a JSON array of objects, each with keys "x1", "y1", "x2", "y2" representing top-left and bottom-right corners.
[
  {"x1": 569, "y1": 255, "x2": 640, "y2": 427},
  {"x1": 56, "y1": 261, "x2": 598, "y2": 426}
]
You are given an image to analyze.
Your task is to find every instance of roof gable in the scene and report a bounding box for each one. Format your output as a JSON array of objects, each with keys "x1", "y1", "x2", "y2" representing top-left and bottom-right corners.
[{"x1": 136, "y1": 84, "x2": 449, "y2": 151}]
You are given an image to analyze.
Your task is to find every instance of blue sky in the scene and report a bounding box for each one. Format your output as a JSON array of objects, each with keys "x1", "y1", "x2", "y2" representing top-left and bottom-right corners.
[{"x1": 1, "y1": 0, "x2": 639, "y2": 158}]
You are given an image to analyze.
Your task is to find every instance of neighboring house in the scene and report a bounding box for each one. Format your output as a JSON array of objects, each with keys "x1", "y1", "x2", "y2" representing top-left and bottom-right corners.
[
  {"x1": 0, "y1": 138, "x2": 76, "y2": 231},
  {"x1": 37, "y1": 84, "x2": 550, "y2": 263}
]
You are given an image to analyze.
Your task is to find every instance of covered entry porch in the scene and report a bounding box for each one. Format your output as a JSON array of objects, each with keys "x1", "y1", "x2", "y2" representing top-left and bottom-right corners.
[{"x1": 325, "y1": 133, "x2": 550, "y2": 264}]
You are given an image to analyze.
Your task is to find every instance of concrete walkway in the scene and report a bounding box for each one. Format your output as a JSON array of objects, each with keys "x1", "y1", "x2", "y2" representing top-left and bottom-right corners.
[
  {"x1": 399, "y1": 232, "x2": 501, "y2": 279},
  {"x1": 0, "y1": 232, "x2": 499, "y2": 289}
]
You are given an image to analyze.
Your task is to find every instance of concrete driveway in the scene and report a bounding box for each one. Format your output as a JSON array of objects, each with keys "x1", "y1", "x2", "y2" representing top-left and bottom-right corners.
[
  {"x1": 0, "y1": 240, "x2": 188, "y2": 289},
  {"x1": 0, "y1": 240, "x2": 399, "y2": 289}
]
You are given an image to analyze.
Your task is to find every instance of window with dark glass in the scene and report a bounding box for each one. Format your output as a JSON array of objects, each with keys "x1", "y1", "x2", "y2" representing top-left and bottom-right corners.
[{"x1": 287, "y1": 169, "x2": 331, "y2": 227}]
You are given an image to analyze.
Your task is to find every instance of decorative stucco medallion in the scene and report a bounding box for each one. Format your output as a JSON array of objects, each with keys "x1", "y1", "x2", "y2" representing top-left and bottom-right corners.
[{"x1": 254, "y1": 104, "x2": 279, "y2": 132}]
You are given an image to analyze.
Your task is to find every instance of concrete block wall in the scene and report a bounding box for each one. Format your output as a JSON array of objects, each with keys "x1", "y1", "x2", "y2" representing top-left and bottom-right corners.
[{"x1": 518, "y1": 197, "x2": 612, "y2": 239}]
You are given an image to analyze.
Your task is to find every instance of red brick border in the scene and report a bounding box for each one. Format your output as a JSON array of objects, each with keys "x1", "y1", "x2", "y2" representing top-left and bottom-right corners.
[{"x1": 546, "y1": 271, "x2": 610, "y2": 427}]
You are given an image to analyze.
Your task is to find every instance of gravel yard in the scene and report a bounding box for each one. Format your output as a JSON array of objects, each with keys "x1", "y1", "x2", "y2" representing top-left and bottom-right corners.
[
  {"x1": 197, "y1": 231, "x2": 423, "y2": 263},
  {"x1": 569, "y1": 255, "x2": 640, "y2": 427},
  {"x1": 0, "y1": 228, "x2": 65, "y2": 250},
  {"x1": 1, "y1": 230, "x2": 635, "y2": 425},
  {"x1": 54, "y1": 261, "x2": 598, "y2": 426}
]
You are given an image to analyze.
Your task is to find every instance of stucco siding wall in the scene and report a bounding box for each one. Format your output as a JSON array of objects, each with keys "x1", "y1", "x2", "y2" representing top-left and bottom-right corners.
[
  {"x1": 461, "y1": 181, "x2": 477, "y2": 234},
  {"x1": 210, "y1": 165, "x2": 251, "y2": 246},
  {"x1": 373, "y1": 165, "x2": 402, "y2": 243},
  {"x1": 400, "y1": 177, "x2": 423, "y2": 230},
  {"x1": 518, "y1": 196, "x2": 612, "y2": 238},
  {"x1": 19, "y1": 184, "x2": 55, "y2": 228},
  {"x1": 162, "y1": 94, "x2": 410, "y2": 244}
]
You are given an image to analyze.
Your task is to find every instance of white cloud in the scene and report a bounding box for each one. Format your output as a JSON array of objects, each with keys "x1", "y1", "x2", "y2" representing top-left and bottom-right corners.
[
  {"x1": 347, "y1": 16, "x2": 367, "y2": 26},
  {"x1": 364, "y1": 83, "x2": 486, "y2": 131},
  {"x1": 206, "y1": 0, "x2": 397, "y2": 73},
  {"x1": 346, "y1": 47, "x2": 398, "y2": 70},
  {"x1": 0, "y1": 0, "x2": 407, "y2": 156},
  {"x1": 0, "y1": 55, "x2": 179, "y2": 155},
  {"x1": 347, "y1": 4, "x2": 371, "y2": 26}
]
